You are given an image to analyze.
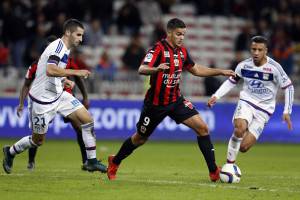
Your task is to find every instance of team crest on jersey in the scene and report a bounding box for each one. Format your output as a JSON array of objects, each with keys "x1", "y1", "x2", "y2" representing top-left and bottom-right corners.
[
  {"x1": 263, "y1": 73, "x2": 270, "y2": 80},
  {"x1": 179, "y1": 51, "x2": 184, "y2": 58},
  {"x1": 140, "y1": 125, "x2": 147, "y2": 134},
  {"x1": 183, "y1": 99, "x2": 194, "y2": 109},
  {"x1": 164, "y1": 51, "x2": 170, "y2": 57},
  {"x1": 174, "y1": 58, "x2": 179, "y2": 66},
  {"x1": 144, "y1": 53, "x2": 153, "y2": 62}
]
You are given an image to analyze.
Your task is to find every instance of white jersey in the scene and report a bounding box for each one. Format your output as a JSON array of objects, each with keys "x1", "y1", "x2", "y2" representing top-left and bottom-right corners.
[
  {"x1": 229, "y1": 56, "x2": 292, "y2": 115},
  {"x1": 29, "y1": 39, "x2": 70, "y2": 103}
]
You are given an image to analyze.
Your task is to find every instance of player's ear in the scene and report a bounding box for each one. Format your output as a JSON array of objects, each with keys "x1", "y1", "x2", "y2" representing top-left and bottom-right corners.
[
  {"x1": 166, "y1": 29, "x2": 172, "y2": 37},
  {"x1": 65, "y1": 30, "x2": 71, "y2": 37}
]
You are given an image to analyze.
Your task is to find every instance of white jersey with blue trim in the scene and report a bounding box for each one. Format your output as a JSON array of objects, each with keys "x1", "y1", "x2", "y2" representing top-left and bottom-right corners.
[
  {"x1": 231, "y1": 56, "x2": 292, "y2": 114},
  {"x1": 29, "y1": 38, "x2": 70, "y2": 103}
]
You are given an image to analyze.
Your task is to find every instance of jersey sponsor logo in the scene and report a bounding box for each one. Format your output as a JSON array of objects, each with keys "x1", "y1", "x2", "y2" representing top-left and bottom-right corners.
[
  {"x1": 263, "y1": 67, "x2": 272, "y2": 72},
  {"x1": 248, "y1": 80, "x2": 272, "y2": 95},
  {"x1": 144, "y1": 53, "x2": 153, "y2": 62},
  {"x1": 162, "y1": 73, "x2": 181, "y2": 88},
  {"x1": 249, "y1": 80, "x2": 264, "y2": 88}
]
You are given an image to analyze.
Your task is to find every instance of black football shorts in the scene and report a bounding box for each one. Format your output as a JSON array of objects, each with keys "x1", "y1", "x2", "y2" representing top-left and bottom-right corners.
[{"x1": 136, "y1": 97, "x2": 199, "y2": 137}]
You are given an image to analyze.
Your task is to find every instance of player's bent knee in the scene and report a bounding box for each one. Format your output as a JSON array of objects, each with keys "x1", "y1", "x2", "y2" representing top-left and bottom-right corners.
[
  {"x1": 239, "y1": 145, "x2": 249, "y2": 153},
  {"x1": 32, "y1": 137, "x2": 44, "y2": 146},
  {"x1": 196, "y1": 124, "x2": 209, "y2": 136},
  {"x1": 234, "y1": 127, "x2": 246, "y2": 137}
]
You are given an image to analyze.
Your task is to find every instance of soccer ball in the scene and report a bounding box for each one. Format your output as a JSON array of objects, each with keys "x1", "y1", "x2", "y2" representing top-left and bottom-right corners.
[{"x1": 220, "y1": 163, "x2": 242, "y2": 183}]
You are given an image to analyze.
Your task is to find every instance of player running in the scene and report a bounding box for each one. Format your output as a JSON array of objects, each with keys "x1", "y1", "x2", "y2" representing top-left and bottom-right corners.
[
  {"x1": 17, "y1": 36, "x2": 91, "y2": 171},
  {"x1": 107, "y1": 18, "x2": 235, "y2": 182},
  {"x1": 3, "y1": 19, "x2": 106, "y2": 174},
  {"x1": 207, "y1": 36, "x2": 294, "y2": 163}
]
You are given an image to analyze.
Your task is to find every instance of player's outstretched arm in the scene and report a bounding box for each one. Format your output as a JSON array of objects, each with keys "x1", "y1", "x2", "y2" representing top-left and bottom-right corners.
[
  {"x1": 46, "y1": 64, "x2": 90, "y2": 78},
  {"x1": 17, "y1": 79, "x2": 33, "y2": 117},
  {"x1": 207, "y1": 96, "x2": 218, "y2": 108},
  {"x1": 283, "y1": 84, "x2": 294, "y2": 130},
  {"x1": 188, "y1": 64, "x2": 235, "y2": 77},
  {"x1": 138, "y1": 63, "x2": 169, "y2": 75},
  {"x1": 207, "y1": 78, "x2": 239, "y2": 108}
]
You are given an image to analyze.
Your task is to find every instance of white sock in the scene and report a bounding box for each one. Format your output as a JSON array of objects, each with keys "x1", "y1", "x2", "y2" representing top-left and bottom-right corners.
[
  {"x1": 226, "y1": 135, "x2": 243, "y2": 163},
  {"x1": 82, "y1": 122, "x2": 96, "y2": 160},
  {"x1": 9, "y1": 135, "x2": 37, "y2": 156}
]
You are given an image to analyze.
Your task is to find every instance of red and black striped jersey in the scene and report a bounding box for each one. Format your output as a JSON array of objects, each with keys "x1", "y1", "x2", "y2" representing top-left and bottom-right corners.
[
  {"x1": 25, "y1": 58, "x2": 81, "y2": 94},
  {"x1": 25, "y1": 61, "x2": 38, "y2": 80},
  {"x1": 64, "y1": 57, "x2": 85, "y2": 94},
  {"x1": 143, "y1": 39, "x2": 195, "y2": 106}
]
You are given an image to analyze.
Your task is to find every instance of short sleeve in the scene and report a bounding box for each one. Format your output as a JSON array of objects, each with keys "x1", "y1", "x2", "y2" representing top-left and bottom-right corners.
[
  {"x1": 183, "y1": 49, "x2": 195, "y2": 70},
  {"x1": 229, "y1": 62, "x2": 242, "y2": 83},
  {"x1": 47, "y1": 40, "x2": 66, "y2": 65},
  {"x1": 25, "y1": 62, "x2": 37, "y2": 80},
  {"x1": 142, "y1": 44, "x2": 162, "y2": 68},
  {"x1": 66, "y1": 58, "x2": 79, "y2": 70}
]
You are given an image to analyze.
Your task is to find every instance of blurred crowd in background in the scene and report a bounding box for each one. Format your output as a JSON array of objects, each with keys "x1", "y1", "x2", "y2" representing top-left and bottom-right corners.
[{"x1": 0, "y1": 0, "x2": 299, "y2": 100}]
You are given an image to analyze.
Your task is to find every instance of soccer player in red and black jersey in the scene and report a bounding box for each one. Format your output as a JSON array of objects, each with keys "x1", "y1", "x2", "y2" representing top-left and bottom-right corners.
[
  {"x1": 16, "y1": 36, "x2": 90, "y2": 171},
  {"x1": 107, "y1": 18, "x2": 235, "y2": 182}
]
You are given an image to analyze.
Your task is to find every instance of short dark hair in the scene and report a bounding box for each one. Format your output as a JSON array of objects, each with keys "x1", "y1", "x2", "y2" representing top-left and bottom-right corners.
[
  {"x1": 62, "y1": 19, "x2": 84, "y2": 34},
  {"x1": 251, "y1": 36, "x2": 268, "y2": 47},
  {"x1": 167, "y1": 18, "x2": 186, "y2": 31}
]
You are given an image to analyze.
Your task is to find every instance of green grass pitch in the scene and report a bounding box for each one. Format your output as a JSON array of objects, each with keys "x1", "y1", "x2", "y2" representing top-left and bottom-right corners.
[{"x1": 0, "y1": 139, "x2": 299, "y2": 200}]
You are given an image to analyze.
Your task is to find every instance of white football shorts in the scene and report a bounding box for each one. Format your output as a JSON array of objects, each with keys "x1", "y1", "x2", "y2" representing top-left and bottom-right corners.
[
  {"x1": 29, "y1": 91, "x2": 84, "y2": 134},
  {"x1": 233, "y1": 100, "x2": 270, "y2": 139}
]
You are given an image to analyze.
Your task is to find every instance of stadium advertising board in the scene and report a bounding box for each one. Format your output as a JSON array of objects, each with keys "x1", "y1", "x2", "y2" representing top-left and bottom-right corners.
[{"x1": 0, "y1": 97, "x2": 299, "y2": 143}]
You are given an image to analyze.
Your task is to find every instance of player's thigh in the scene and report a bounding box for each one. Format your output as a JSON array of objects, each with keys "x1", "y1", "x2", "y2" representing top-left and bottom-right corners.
[
  {"x1": 58, "y1": 92, "x2": 92, "y2": 124},
  {"x1": 169, "y1": 98, "x2": 199, "y2": 124},
  {"x1": 29, "y1": 102, "x2": 56, "y2": 135},
  {"x1": 136, "y1": 103, "x2": 168, "y2": 137},
  {"x1": 240, "y1": 132, "x2": 257, "y2": 152},
  {"x1": 248, "y1": 112, "x2": 269, "y2": 141},
  {"x1": 29, "y1": 104, "x2": 56, "y2": 144},
  {"x1": 233, "y1": 118, "x2": 248, "y2": 137},
  {"x1": 168, "y1": 98, "x2": 204, "y2": 134},
  {"x1": 67, "y1": 107, "x2": 92, "y2": 124},
  {"x1": 181, "y1": 114, "x2": 209, "y2": 136},
  {"x1": 233, "y1": 101, "x2": 254, "y2": 126}
]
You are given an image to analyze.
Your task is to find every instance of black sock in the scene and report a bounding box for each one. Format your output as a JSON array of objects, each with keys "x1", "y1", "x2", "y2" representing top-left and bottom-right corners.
[
  {"x1": 76, "y1": 131, "x2": 87, "y2": 164},
  {"x1": 197, "y1": 135, "x2": 217, "y2": 173},
  {"x1": 28, "y1": 147, "x2": 38, "y2": 163},
  {"x1": 113, "y1": 137, "x2": 138, "y2": 165}
]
